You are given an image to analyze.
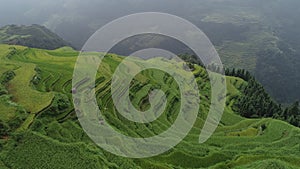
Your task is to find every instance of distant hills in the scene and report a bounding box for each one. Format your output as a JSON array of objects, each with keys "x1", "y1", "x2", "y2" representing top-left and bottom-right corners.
[
  {"x1": 0, "y1": 0, "x2": 299, "y2": 103},
  {"x1": 0, "y1": 24, "x2": 72, "y2": 50},
  {"x1": 37, "y1": 0, "x2": 300, "y2": 104}
]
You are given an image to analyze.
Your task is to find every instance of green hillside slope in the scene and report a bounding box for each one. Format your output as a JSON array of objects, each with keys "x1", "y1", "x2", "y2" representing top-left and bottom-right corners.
[
  {"x1": 0, "y1": 44, "x2": 299, "y2": 169},
  {"x1": 0, "y1": 25, "x2": 72, "y2": 50}
]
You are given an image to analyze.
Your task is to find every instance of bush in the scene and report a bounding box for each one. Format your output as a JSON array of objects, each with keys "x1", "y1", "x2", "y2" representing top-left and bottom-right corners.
[
  {"x1": 7, "y1": 109, "x2": 27, "y2": 130},
  {"x1": 43, "y1": 94, "x2": 71, "y2": 116},
  {"x1": 1, "y1": 70, "x2": 16, "y2": 84},
  {"x1": 0, "y1": 85, "x2": 8, "y2": 96},
  {"x1": 0, "y1": 120, "x2": 10, "y2": 137}
]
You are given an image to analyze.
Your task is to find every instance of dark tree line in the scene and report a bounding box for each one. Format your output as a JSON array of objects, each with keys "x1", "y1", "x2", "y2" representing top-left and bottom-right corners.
[
  {"x1": 278, "y1": 101, "x2": 300, "y2": 127},
  {"x1": 227, "y1": 68, "x2": 300, "y2": 127}
]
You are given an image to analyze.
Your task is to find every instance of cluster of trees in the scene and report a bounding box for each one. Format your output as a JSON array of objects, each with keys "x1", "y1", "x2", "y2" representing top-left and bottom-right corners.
[
  {"x1": 1, "y1": 70, "x2": 16, "y2": 84},
  {"x1": 44, "y1": 93, "x2": 71, "y2": 117},
  {"x1": 0, "y1": 70, "x2": 16, "y2": 96},
  {"x1": 0, "y1": 109, "x2": 27, "y2": 138},
  {"x1": 178, "y1": 54, "x2": 203, "y2": 66},
  {"x1": 0, "y1": 120, "x2": 10, "y2": 138},
  {"x1": 235, "y1": 77, "x2": 282, "y2": 118},
  {"x1": 228, "y1": 68, "x2": 300, "y2": 127},
  {"x1": 278, "y1": 102, "x2": 300, "y2": 127},
  {"x1": 6, "y1": 47, "x2": 17, "y2": 59},
  {"x1": 225, "y1": 68, "x2": 252, "y2": 81}
]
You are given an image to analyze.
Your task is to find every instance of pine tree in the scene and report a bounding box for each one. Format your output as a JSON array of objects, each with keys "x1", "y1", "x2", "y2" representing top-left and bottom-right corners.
[
  {"x1": 227, "y1": 68, "x2": 300, "y2": 127},
  {"x1": 289, "y1": 101, "x2": 299, "y2": 116}
]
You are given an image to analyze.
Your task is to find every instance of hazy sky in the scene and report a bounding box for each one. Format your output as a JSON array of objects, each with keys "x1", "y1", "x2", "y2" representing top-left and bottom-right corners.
[
  {"x1": 0, "y1": 0, "x2": 184, "y2": 27},
  {"x1": 0, "y1": 0, "x2": 297, "y2": 27},
  {"x1": 0, "y1": 0, "x2": 199, "y2": 47},
  {"x1": 0, "y1": 0, "x2": 298, "y2": 48}
]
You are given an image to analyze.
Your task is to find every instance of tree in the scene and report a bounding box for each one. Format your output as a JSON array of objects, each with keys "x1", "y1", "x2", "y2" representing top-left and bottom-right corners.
[
  {"x1": 0, "y1": 120, "x2": 10, "y2": 137},
  {"x1": 289, "y1": 101, "x2": 299, "y2": 116}
]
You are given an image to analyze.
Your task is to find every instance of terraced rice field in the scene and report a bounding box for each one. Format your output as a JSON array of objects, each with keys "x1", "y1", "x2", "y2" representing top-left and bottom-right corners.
[{"x1": 0, "y1": 44, "x2": 299, "y2": 169}]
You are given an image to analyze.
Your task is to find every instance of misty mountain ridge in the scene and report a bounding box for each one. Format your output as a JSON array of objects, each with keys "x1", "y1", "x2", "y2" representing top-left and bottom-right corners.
[{"x1": 0, "y1": 24, "x2": 72, "y2": 50}]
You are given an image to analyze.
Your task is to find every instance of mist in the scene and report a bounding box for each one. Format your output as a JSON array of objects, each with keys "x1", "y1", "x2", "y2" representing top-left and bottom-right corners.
[{"x1": 1, "y1": 0, "x2": 300, "y2": 102}]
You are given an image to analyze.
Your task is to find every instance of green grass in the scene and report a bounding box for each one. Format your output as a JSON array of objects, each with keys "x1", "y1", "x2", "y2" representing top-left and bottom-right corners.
[
  {"x1": 0, "y1": 44, "x2": 299, "y2": 168},
  {"x1": 8, "y1": 64, "x2": 54, "y2": 113},
  {"x1": 0, "y1": 96, "x2": 17, "y2": 122},
  {"x1": 3, "y1": 132, "x2": 107, "y2": 169},
  {"x1": 233, "y1": 159, "x2": 298, "y2": 169}
]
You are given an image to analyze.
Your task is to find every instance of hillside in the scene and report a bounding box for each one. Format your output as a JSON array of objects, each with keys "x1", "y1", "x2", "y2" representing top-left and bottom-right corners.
[
  {"x1": 1, "y1": 0, "x2": 300, "y2": 102},
  {"x1": 0, "y1": 25, "x2": 72, "y2": 50},
  {"x1": 37, "y1": 0, "x2": 300, "y2": 103},
  {"x1": 0, "y1": 44, "x2": 299, "y2": 168}
]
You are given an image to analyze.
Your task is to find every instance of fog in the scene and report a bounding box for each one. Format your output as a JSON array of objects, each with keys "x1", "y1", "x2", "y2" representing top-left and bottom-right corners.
[
  {"x1": 0, "y1": 0, "x2": 298, "y2": 48},
  {"x1": 0, "y1": 0, "x2": 262, "y2": 47},
  {"x1": 0, "y1": 0, "x2": 188, "y2": 47}
]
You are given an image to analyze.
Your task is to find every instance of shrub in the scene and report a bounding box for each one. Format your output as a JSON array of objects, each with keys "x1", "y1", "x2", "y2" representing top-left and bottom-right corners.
[
  {"x1": 0, "y1": 120, "x2": 10, "y2": 137},
  {"x1": 1, "y1": 70, "x2": 16, "y2": 84}
]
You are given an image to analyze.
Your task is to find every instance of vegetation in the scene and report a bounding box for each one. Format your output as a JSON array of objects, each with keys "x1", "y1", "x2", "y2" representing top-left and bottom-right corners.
[
  {"x1": 226, "y1": 68, "x2": 300, "y2": 127},
  {"x1": 2, "y1": 0, "x2": 300, "y2": 103},
  {"x1": 0, "y1": 44, "x2": 299, "y2": 168},
  {"x1": 0, "y1": 25, "x2": 72, "y2": 50}
]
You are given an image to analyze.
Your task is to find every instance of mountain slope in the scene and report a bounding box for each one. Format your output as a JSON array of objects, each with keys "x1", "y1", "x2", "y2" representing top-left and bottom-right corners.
[
  {"x1": 40, "y1": 0, "x2": 300, "y2": 103},
  {"x1": 0, "y1": 0, "x2": 299, "y2": 102},
  {"x1": 0, "y1": 44, "x2": 299, "y2": 168},
  {"x1": 0, "y1": 24, "x2": 72, "y2": 50}
]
